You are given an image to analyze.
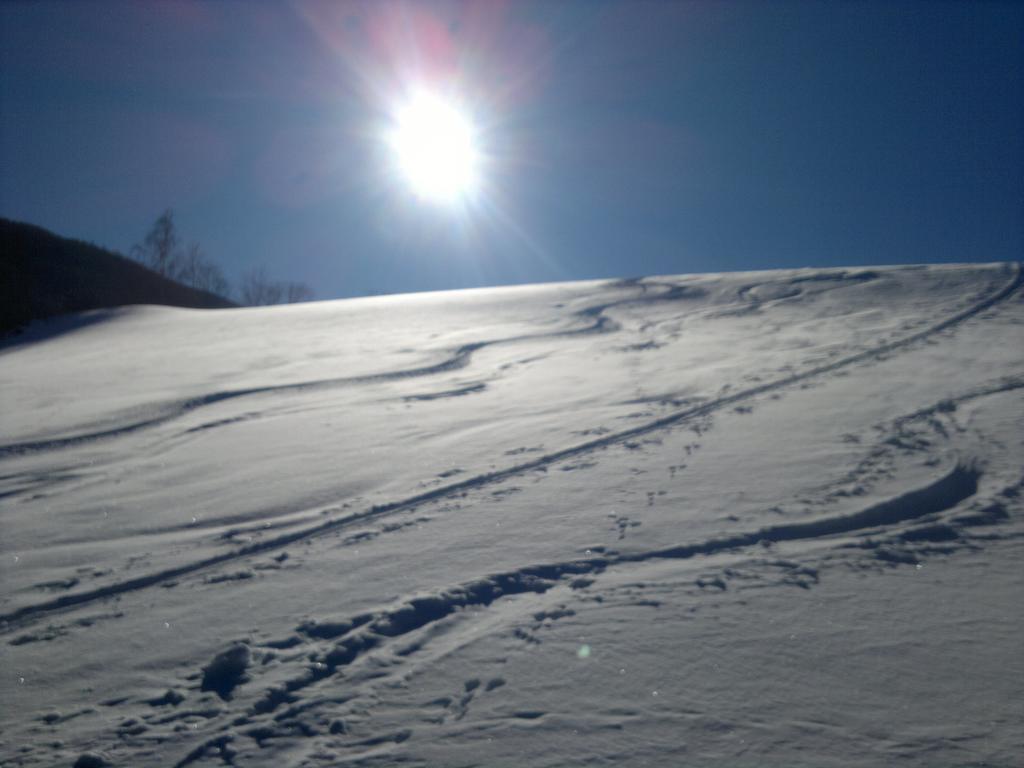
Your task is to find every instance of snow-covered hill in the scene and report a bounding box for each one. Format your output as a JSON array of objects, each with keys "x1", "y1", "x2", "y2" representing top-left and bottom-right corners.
[{"x1": 2, "y1": 263, "x2": 1022, "y2": 767}]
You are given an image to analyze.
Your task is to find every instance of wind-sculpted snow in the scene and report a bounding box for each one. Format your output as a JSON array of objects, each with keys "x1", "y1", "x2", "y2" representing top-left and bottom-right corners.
[
  {"x1": 0, "y1": 281, "x2": 703, "y2": 457},
  {"x1": 0, "y1": 272, "x2": 901, "y2": 458},
  {"x1": 1, "y1": 265, "x2": 1018, "y2": 628},
  {"x1": 1, "y1": 263, "x2": 1022, "y2": 768}
]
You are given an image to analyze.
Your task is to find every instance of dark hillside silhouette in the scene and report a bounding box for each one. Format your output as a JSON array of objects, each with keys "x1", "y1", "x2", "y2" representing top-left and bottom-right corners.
[{"x1": 1, "y1": 218, "x2": 236, "y2": 337}]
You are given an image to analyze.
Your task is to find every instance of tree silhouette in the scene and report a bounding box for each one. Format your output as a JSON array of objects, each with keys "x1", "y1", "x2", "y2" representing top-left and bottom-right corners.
[
  {"x1": 131, "y1": 209, "x2": 180, "y2": 279},
  {"x1": 240, "y1": 266, "x2": 314, "y2": 306},
  {"x1": 240, "y1": 265, "x2": 282, "y2": 306},
  {"x1": 285, "y1": 281, "x2": 314, "y2": 303},
  {"x1": 131, "y1": 210, "x2": 232, "y2": 300},
  {"x1": 131, "y1": 211, "x2": 312, "y2": 306},
  {"x1": 179, "y1": 243, "x2": 230, "y2": 297}
]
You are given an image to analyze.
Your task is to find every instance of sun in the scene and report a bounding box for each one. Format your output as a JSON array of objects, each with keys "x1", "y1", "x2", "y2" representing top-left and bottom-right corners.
[{"x1": 388, "y1": 91, "x2": 480, "y2": 204}]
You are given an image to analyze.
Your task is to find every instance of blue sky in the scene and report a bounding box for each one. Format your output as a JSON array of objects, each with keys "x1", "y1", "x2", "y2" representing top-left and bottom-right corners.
[{"x1": 2, "y1": 0, "x2": 1022, "y2": 299}]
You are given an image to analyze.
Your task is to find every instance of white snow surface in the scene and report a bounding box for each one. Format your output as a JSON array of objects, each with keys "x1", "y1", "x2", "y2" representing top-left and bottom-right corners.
[{"x1": 1, "y1": 263, "x2": 1022, "y2": 767}]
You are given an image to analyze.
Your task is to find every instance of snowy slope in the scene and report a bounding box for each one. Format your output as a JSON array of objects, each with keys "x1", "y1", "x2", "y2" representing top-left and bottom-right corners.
[{"x1": 1, "y1": 263, "x2": 1022, "y2": 767}]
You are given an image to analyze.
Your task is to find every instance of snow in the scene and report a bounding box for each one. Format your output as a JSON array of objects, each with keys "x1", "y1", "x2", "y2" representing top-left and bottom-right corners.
[{"x1": 1, "y1": 263, "x2": 1022, "y2": 767}]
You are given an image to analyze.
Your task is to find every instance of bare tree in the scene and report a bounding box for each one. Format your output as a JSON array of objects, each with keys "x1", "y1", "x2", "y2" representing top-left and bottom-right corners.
[
  {"x1": 284, "y1": 281, "x2": 314, "y2": 303},
  {"x1": 196, "y1": 260, "x2": 231, "y2": 298},
  {"x1": 177, "y1": 242, "x2": 203, "y2": 288},
  {"x1": 240, "y1": 265, "x2": 283, "y2": 306},
  {"x1": 132, "y1": 210, "x2": 312, "y2": 307},
  {"x1": 179, "y1": 242, "x2": 231, "y2": 297},
  {"x1": 131, "y1": 209, "x2": 181, "y2": 279},
  {"x1": 131, "y1": 212, "x2": 232, "y2": 299},
  {"x1": 239, "y1": 268, "x2": 314, "y2": 306}
]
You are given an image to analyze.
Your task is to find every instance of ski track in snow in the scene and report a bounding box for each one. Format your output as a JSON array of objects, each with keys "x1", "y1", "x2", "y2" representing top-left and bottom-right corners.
[
  {"x1": 0, "y1": 265, "x2": 1020, "y2": 631},
  {"x1": 23, "y1": 396, "x2": 1022, "y2": 768},
  {"x1": 172, "y1": 464, "x2": 990, "y2": 719}
]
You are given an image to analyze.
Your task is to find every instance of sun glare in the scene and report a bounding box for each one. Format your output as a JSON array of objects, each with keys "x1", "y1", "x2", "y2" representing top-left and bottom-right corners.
[{"x1": 389, "y1": 91, "x2": 480, "y2": 204}]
